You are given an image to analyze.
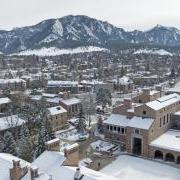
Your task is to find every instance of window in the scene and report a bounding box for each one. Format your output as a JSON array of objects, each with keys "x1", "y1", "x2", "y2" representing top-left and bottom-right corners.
[
  {"x1": 107, "y1": 125, "x2": 109, "y2": 130},
  {"x1": 134, "y1": 129, "x2": 140, "y2": 134},
  {"x1": 121, "y1": 128, "x2": 125, "y2": 134},
  {"x1": 118, "y1": 127, "x2": 121, "y2": 132},
  {"x1": 163, "y1": 116, "x2": 165, "y2": 125},
  {"x1": 110, "y1": 126, "x2": 113, "y2": 131},
  {"x1": 167, "y1": 114, "x2": 169, "y2": 123},
  {"x1": 160, "y1": 118, "x2": 162, "y2": 127},
  {"x1": 114, "y1": 126, "x2": 117, "y2": 131},
  {"x1": 143, "y1": 111, "x2": 146, "y2": 115}
]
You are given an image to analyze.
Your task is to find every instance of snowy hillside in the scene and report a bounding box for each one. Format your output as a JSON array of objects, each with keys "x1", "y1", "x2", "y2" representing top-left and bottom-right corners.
[
  {"x1": 1, "y1": 15, "x2": 180, "y2": 54},
  {"x1": 13, "y1": 46, "x2": 108, "y2": 56},
  {"x1": 133, "y1": 49, "x2": 173, "y2": 56}
]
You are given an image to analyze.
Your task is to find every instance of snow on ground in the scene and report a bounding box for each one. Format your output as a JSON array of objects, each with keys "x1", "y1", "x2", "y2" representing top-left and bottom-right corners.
[
  {"x1": 101, "y1": 155, "x2": 180, "y2": 180},
  {"x1": 13, "y1": 46, "x2": 108, "y2": 56},
  {"x1": 133, "y1": 49, "x2": 173, "y2": 56},
  {"x1": 57, "y1": 128, "x2": 89, "y2": 142},
  {"x1": 91, "y1": 140, "x2": 116, "y2": 153}
]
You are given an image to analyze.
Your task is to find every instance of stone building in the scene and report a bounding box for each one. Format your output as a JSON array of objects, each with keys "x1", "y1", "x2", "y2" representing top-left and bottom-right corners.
[
  {"x1": 103, "y1": 92, "x2": 180, "y2": 164},
  {"x1": 59, "y1": 97, "x2": 81, "y2": 118},
  {"x1": 47, "y1": 106, "x2": 68, "y2": 131}
]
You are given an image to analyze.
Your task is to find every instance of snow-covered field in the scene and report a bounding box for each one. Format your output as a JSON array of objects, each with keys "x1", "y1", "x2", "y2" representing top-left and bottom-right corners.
[
  {"x1": 13, "y1": 46, "x2": 108, "y2": 56},
  {"x1": 91, "y1": 140, "x2": 117, "y2": 152},
  {"x1": 134, "y1": 49, "x2": 173, "y2": 56},
  {"x1": 101, "y1": 155, "x2": 180, "y2": 180}
]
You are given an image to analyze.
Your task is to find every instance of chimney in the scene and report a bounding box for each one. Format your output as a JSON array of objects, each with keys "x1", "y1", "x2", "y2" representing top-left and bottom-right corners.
[
  {"x1": 155, "y1": 85, "x2": 163, "y2": 92},
  {"x1": 62, "y1": 91, "x2": 70, "y2": 99},
  {"x1": 30, "y1": 166, "x2": 39, "y2": 180},
  {"x1": 63, "y1": 143, "x2": 79, "y2": 167},
  {"x1": 124, "y1": 98, "x2": 132, "y2": 109},
  {"x1": 10, "y1": 160, "x2": 28, "y2": 180},
  {"x1": 45, "y1": 138, "x2": 60, "y2": 151},
  {"x1": 74, "y1": 167, "x2": 84, "y2": 180},
  {"x1": 143, "y1": 88, "x2": 150, "y2": 95}
]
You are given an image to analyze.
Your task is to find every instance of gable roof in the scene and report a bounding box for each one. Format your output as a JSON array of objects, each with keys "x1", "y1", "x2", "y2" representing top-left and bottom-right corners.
[
  {"x1": 104, "y1": 114, "x2": 154, "y2": 130},
  {"x1": 146, "y1": 93, "x2": 180, "y2": 111}
]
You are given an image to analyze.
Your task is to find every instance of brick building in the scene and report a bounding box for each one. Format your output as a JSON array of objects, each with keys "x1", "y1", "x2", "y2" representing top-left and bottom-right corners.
[{"x1": 103, "y1": 90, "x2": 180, "y2": 164}]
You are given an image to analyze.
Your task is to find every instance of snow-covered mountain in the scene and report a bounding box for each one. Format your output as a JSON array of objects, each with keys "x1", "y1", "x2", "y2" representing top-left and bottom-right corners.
[{"x1": 1, "y1": 15, "x2": 180, "y2": 54}]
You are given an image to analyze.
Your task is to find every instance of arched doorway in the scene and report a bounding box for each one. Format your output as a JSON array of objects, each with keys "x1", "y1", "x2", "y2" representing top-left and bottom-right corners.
[
  {"x1": 177, "y1": 156, "x2": 180, "y2": 164},
  {"x1": 165, "y1": 153, "x2": 175, "y2": 162},
  {"x1": 154, "y1": 150, "x2": 163, "y2": 160}
]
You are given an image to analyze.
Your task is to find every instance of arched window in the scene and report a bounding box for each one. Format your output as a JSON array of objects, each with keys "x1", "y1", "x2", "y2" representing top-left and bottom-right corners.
[
  {"x1": 177, "y1": 156, "x2": 180, "y2": 164},
  {"x1": 165, "y1": 153, "x2": 175, "y2": 162},
  {"x1": 154, "y1": 150, "x2": 163, "y2": 160}
]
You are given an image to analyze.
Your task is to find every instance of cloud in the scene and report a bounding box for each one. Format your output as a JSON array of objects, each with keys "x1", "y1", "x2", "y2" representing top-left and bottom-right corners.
[{"x1": 0, "y1": 0, "x2": 180, "y2": 30}]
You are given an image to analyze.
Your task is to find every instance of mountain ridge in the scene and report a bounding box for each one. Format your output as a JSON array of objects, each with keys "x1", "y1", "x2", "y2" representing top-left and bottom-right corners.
[{"x1": 1, "y1": 15, "x2": 180, "y2": 54}]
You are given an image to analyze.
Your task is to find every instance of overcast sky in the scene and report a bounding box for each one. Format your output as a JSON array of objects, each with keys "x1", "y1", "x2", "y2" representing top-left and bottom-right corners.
[{"x1": 1, "y1": 0, "x2": 180, "y2": 31}]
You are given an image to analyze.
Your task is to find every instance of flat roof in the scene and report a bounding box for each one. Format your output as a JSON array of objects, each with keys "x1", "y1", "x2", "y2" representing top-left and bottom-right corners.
[
  {"x1": 47, "y1": 106, "x2": 67, "y2": 115},
  {"x1": 101, "y1": 155, "x2": 180, "y2": 180},
  {"x1": 150, "y1": 129, "x2": 180, "y2": 152}
]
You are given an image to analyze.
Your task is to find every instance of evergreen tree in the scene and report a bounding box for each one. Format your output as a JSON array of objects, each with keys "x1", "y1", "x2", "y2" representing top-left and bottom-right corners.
[
  {"x1": 3, "y1": 131, "x2": 18, "y2": 156},
  {"x1": 44, "y1": 118, "x2": 55, "y2": 141},
  {"x1": 97, "y1": 115, "x2": 103, "y2": 133},
  {"x1": 0, "y1": 136, "x2": 4, "y2": 153},
  {"x1": 96, "y1": 88, "x2": 112, "y2": 107},
  {"x1": 76, "y1": 106, "x2": 87, "y2": 134},
  {"x1": 35, "y1": 122, "x2": 46, "y2": 158},
  {"x1": 18, "y1": 125, "x2": 33, "y2": 162}
]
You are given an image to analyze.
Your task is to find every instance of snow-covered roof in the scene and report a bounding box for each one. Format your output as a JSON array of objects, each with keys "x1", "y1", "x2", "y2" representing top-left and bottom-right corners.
[
  {"x1": 0, "y1": 153, "x2": 30, "y2": 180},
  {"x1": 47, "y1": 106, "x2": 67, "y2": 115},
  {"x1": 46, "y1": 97, "x2": 61, "y2": 104},
  {"x1": 80, "y1": 80, "x2": 105, "y2": 85},
  {"x1": 42, "y1": 93, "x2": 58, "y2": 98},
  {"x1": 110, "y1": 76, "x2": 133, "y2": 85},
  {"x1": 150, "y1": 129, "x2": 180, "y2": 152},
  {"x1": 65, "y1": 143, "x2": 79, "y2": 151},
  {"x1": 0, "y1": 115, "x2": 25, "y2": 131},
  {"x1": 128, "y1": 116, "x2": 154, "y2": 130},
  {"x1": 167, "y1": 81, "x2": 180, "y2": 93},
  {"x1": 47, "y1": 81, "x2": 79, "y2": 87},
  {"x1": 0, "y1": 79, "x2": 26, "y2": 84},
  {"x1": 104, "y1": 114, "x2": 130, "y2": 127},
  {"x1": 101, "y1": 155, "x2": 180, "y2": 180},
  {"x1": 104, "y1": 114, "x2": 154, "y2": 130},
  {"x1": 32, "y1": 151, "x2": 66, "y2": 172},
  {"x1": 149, "y1": 90, "x2": 159, "y2": 95},
  {"x1": 45, "y1": 138, "x2": 60, "y2": 145},
  {"x1": 32, "y1": 151, "x2": 118, "y2": 180},
  {"x1": 0, "y1": 97, "x2": 11, "y2": 105},
  {"x1": 146, "y1": 93, "x2": 180, "y2": 111},
  {"x1": 60, "y1": 97, "x2": 81, "y2": 106}
]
